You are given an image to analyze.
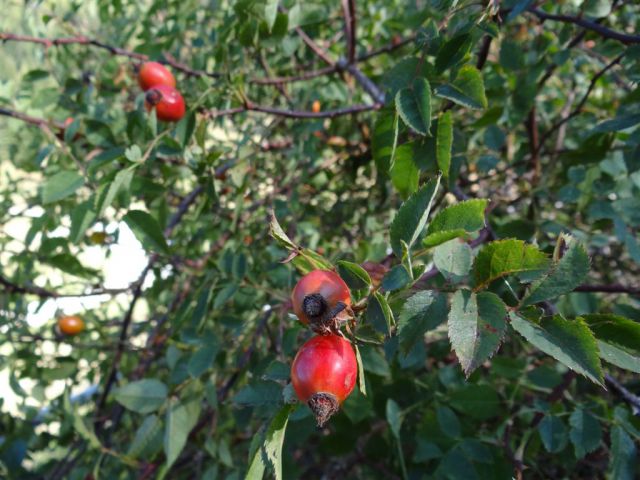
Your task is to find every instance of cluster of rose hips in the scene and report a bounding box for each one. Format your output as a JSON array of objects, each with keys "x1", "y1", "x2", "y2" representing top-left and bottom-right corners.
[
  {"x1": 289, "y1": 269, "x2": 358, "y2": 427},
  {"x1": 137, "y1": 62, "x2": 186, "y2": 123}
]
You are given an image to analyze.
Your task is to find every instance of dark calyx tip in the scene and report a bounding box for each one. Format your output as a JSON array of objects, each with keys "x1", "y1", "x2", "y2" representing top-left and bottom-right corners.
[
  {"x1": 145, "y1": 89, "x2": 163, "y2": 105},
  {"x1": 302, "y1": 293, "x2": 327, "y2": 319},
  {"x1": 308, "y1": 392, "x2": 339, "y2": 427}
]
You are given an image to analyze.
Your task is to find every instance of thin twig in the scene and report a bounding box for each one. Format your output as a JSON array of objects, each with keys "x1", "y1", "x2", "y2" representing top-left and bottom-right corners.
[
  {"x1": 0, "y1": 274, "x2": 128, "y2": 298},
  {"x1": 94, "y1": 186, "x2": 204, "y2": 423},
  {"x1": 0, "y1": 106, "x2": 63, "y2": 129},
  {"x1": 605, "y1": 374, "x2": 640, "y2": 414},
  {"x1": 295, "y1": 27, "x2": 335, "y2": 66},
  {"x1": 574, "y1": 283, "x2": 640, "y2": 295},
  {"x1": 537, "y1": 54, "x2": 624, "y2": 151},
  {"x1": 0, "y1": 33, "x2": 221, "y2": 78},
  {"x1": 528, "y1": 8, "x2": 640, "y2": 45}
]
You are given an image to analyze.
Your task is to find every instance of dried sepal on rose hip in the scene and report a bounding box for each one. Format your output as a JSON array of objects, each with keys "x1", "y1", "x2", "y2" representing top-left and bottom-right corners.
[
  {"x1": 291, "y1": 334, "x2": 357, "y2": 427},
  {"x1": 291, "y1": 269, "x2": 352, "y2": 334},
  {"x1": 144, "y1": 85, "x2": 186, "y2": 123}
]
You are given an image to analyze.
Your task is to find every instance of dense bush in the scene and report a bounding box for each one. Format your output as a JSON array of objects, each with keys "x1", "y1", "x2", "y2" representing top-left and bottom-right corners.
[{"x1": 1, "y1": 1, "x2": 639, "y2": 478}]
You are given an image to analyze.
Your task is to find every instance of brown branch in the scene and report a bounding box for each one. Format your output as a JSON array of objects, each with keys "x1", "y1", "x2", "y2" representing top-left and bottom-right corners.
[
  {"x1": 237, "y1": 101, "x2": 382, "y2": 119},
  {"x1": 0, "y1": 33, "x2": 221, "y2": 79},
  {"x1": 357, "y1": 34, "x2": 416, "y2": 62},
  {"x1": 528, "y1": 8, "x2": 640, "y2": 44},
  {"x1": 605, "y1": 374, "x2": 640, "y2": 414},
  {"x1": 181, "y1": 308, "x2": 274, "y2": 447},
  {"x1": 530, "y1": 371, "x2": 577, "y2": 428},
  {"x1": 250, "y1": 65, "x2": 339, "y2": 85},
  {"x1": 94, "y1": 186, "x2": 204, "y2": 424},
  {"x1": 574, "y1": 283, "x2": 640, "y2": 295},
  {"x1": 295, "y1": 26, "x2": 335, "y2": 66},
  {"x1": 340, "y1": 61, "x2": 386, "y2": 104},
  {"x1": 0, "y1": 273, "x2": 129, "y2": 298},
  {"x1": 526, "y1": 106, "x2": 540, "y2": 184},
  {"x1": 1, "y1": 30, "x2": 411, "y2": 97},
  {"x1": 537, "y1": 54, "x2": 624, "y2": 152},
  {"x1": 342, "y1": 0, "x2": 357, "y2": 64},
  {"x1": 0, "y1": 106, "x2": 62, "y2": 130},
  {"x1": 475, "y1": 35, "x2": 492, "y2": 70}
]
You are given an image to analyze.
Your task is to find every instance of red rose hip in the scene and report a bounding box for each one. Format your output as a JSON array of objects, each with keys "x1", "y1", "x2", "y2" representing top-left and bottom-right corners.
[
  {"x1": 138, "y1": 61, "x2": 176, "y2": 91},
  {"x1": 291, "y1": 270, "x2": 351, "y2": 332},
  {"x1": 291, "y1": 334, "x2": 357, "y2": 426},
  {"x1": 145, "y1": 85, "x2": 186, "y2": 122}
]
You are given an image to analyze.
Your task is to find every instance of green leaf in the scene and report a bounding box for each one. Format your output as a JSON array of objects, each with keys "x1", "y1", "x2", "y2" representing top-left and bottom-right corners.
[
  {"x1": 187, "y1": 343, "x2": 220, "y2": 378},
  {"x1": 64, "y1": 392, "x2": 101, "y2": 449},
  {"x1": 584, "y1": 0, "x2": 612, "y2": 17},
  {"x1": 42, "y1": 171, "x2": 84, "y2": 204},
  {"x1": 113, "y1": 379, "x2": 168, "y2": 414},
  {"x1": 448, "y1": 290, "x2": 507, "y2": 377},
  {"x1": 366, "y1": 292, "x2": 394, "y2": 334},
  {"x1": 397, "y1": 291, "x2": 447, "y2": 354},
  {"x1": 128, "y1": 415, "x2": 163, "y2": 459},
  {"x1": 389, "y1": 113, "x2": 400, "y2": 171},
  {"x1": 582, "y1": 314, "x2": 640, "y2": 373},
  {"x1": 264, "y1": 0, "x2": 279, "y2": 30},
  {"x1": 436, "y1": 406, "x2": 461, "y2": 438},
  {"x1": 473, "y1": 239, "x2": 549, "y2": 289},
  {"x1": 436, "y1": 111, "x2": 453, "y2": 178},
  {"x1": 389, "y1": 176, "x2": 441, "y2": 256},
  {"x1": 590, "y1": 113, "x2": 640, "y2": 134},
  {"x1": 123, "y1": 210, "x2": 170, "y2": 254},
  {"x1": 268, "y1": 211, "x2": 298, "y2": 250},
  {"x1": 434, "y1": 240, "x2": 472, "y2": 282},
  {"x1": 509, "y1": 313, "x2": 604, "y2": 386},
  {"x1": 372, "y1": 110, "x2": 396, "y2": 173},
  {"x1": 44, "y1": 253, "x2": 98, "y2": 279},
  {"x1": 569, "y1": 408, "x2": 602, "y2": 459},
  {"x1": 233, "y1": 381, "x2": 283, "y2": 407},
  {"x1": 386, "y1": 399, "x2": 403, "y2": 439},
  {"x1": 263, "y1": 405, "x2": 293, "y2": 480},
  {"x1": 70, "y1": 199, "x2": 97, "y2": 244},
  {"x1": 395, "y1": 78, "x2": 432, "y2": 136},
  {"x1": 435, "y1": 34, "x2": 472, "y2": 73},
  {"x1": 354, "y1": 344, "x2": 367, "y2": 396},
  {"x1": 213, "y1": 284, "x2": 238, "y2": 309},
  {"x1": 522, "y1": 239, "x2": 590, "y2": 306},
  {"x1": 390, "y1": 144, "x2": 419, "y2": 199},
  {"x1": 423, "y1": 199, "x2": 488, "y2": 248},
  {"x1": 434, "y1": 65, "x2": 488, "y2": 110},
  {"x1": 337, "y1": 260, "x2": 372, "y2": 290},
  {"x1": 359, "y1": 345, "x2": 390, "y2": 377},
  {"x1": 246, "y1": 426, "x2": 266, "y2": 479},
  {"x1": 609, "y1": 426, "x2": 637, "y2": 480},
  {"x1": 164, "y1": 394, "x2": 202, "y2": 470},
  {"x1": 538, "y1": 416, "x2": 568, "y2": 453},
  {"x1": 292, "y1": 248, "x2": 334, "y2": 274},
  {"x1": 449, "y1": 385, "x2": 500, "y2": 420},
  {"x1": 422, "y1": 229, "x2": 467, "y2": 248},
  {"x1": 95, "y1": 167, "x2": 135, "y2": 218},
  {"x1": 506, "y1": 0, "x2": 535, "y2": 22}
]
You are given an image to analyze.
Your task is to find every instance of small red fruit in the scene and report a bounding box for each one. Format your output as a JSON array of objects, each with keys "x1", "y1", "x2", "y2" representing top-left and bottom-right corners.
[
  {"x1": 291, "y1": 270, "x2": 351, "y2": 332},
  {"x1": 138, "y1": 62, "x2": 176, "y2": 91},
  {"x1": 145, "y1": 85, "x2": 186, "y2": 122},
  {"x1": 58, "y1": 315, "x2": 85, "y2": 336},
  {"x1": 291, "y1": 334, "x2": 357, "y2": 426}
]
